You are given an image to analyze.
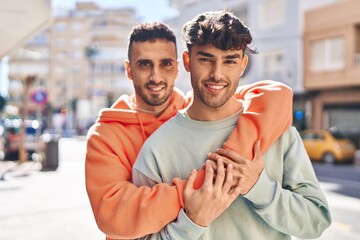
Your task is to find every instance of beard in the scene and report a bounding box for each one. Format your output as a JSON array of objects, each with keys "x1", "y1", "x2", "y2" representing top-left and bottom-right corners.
[
  {"x1": 134, "y1": 81, "x2": 174, "y2": 106},
  {"x1": 192, "y1": 79, "x2": 237, "y2": 109}
]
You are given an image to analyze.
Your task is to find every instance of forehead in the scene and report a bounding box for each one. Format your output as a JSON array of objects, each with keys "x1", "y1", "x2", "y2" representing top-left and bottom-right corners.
[
  {"x1": 191, "y1": 44, "x2": 244, "y2": 58},
  {"x1": 130, "y1": 39, "x2": 177, "y2": 61}
]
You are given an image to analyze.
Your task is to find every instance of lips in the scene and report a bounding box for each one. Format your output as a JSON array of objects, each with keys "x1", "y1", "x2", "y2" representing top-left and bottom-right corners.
[
  {"x1": 148, "y1": 85, "x2": 165, "y2": 92},
  {"x1": 204, "y1": 82, "x2": 227, "y2": 92},
  {"x1": 146, "y1": 82, "x2": 166, "y2": 92}
]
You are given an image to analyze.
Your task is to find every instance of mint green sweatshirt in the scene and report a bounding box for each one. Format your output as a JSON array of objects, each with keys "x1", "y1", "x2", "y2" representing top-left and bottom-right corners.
[{"x1": 132, "y1": 111, "x2": 331, "y2": 240}]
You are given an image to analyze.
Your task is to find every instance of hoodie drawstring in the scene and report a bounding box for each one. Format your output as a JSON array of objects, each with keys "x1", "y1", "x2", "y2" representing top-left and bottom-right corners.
[{"x1": 135, "y1": 113, "x2": 147, "y2": 141}]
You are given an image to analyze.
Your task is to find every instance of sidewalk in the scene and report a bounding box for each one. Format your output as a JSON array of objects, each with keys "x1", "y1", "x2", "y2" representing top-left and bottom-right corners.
[{"x1": 0, "y1": 138, "x2": 104, "y2": 240}]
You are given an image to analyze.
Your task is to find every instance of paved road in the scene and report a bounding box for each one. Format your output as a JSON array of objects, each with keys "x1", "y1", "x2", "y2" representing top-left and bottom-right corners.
[
  {"x1": 0, "y1": 137, "x2": 104, "y2": 240},
  {"x1": 0, "y1": 137, "x2": 359, "y2": 239}
]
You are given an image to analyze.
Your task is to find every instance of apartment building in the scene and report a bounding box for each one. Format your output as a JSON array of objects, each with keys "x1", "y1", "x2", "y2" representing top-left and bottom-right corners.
[
  {"x1": 7, "y1": 2, "x2": 138, "y2": 132},
  {"x1": 166, "y1": 0, "x2": 341, "y2": 130},
  {"x1": 304, "y1": 0, "x2": 360, "y2": 147},
  {"x1": 51, "y1": 2, "x2": 136, "y2": 131},
  {"x1": 7, "y1": 30, "x2": 51, "y2": 118}
]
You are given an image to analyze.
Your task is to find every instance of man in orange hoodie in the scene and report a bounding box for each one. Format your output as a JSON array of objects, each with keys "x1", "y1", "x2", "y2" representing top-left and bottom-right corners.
[{"x1": 85, "y1": 22, "x2": 292, "y2": 239}]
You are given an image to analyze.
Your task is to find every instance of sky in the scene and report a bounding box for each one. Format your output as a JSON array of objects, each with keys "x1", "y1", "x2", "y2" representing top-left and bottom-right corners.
[{"x1": 51, "y1": 0, "x2": 179, "y2": 21}]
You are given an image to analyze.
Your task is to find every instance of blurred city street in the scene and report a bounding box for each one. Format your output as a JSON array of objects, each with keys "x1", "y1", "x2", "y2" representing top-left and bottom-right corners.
[
  {"x1": 0, "y1": 137, "x2": 359, "y2": 240},
  {"x1": 0, "y1": 137, "x2": 104, "y2": 240}
]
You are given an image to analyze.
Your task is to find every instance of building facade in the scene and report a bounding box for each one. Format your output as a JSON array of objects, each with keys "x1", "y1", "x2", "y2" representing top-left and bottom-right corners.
[
  {"x1": 7, "y1": 2, "x2": 138, "y2": 133},
  {"x1": 166, "y1": 0, "x2": 341, "y2": 131},
  {"x1": 304, "y1": 0, "x2": 360, "y2": 147}
]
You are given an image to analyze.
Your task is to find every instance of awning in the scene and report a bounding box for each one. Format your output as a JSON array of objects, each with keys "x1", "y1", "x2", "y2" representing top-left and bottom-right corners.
[{"x1": 0, "y1": 0, "x2": 52, "y2": 58}]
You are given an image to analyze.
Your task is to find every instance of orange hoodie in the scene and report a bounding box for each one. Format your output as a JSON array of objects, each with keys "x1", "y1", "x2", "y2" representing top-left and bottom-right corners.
[{"x1": 85, "y1": 80, "x2": 293, "y2": 239}]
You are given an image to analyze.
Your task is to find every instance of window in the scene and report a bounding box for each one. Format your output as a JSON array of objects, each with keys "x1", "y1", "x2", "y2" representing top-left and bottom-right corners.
[
  {"x1": 55, "y1": 22, "x2": 66, "y2": 32},
  {"x1": 259, "y1": 0, "x2": 285, "y2": 28},
  {"x1": 310, "y1": 37, "x2": 345, "y2": 72},
  {"x1": 71, "y1": 38, "x2": 82, "y2": 46},
  {"x1": 263, "y1": 51, "x2": 283, "y2": 79},
  {"x1": 72, "y1": 22, "x2": 83, "y2": 31}
]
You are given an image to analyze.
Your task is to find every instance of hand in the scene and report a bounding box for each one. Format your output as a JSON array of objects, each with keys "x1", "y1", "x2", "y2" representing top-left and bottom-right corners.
[
  {"x1": 183, "y1": 159, "x2": 242, "y2": 227},
  {"x1": 207, "y1": 140, "x2": 264, "y2": 195}
]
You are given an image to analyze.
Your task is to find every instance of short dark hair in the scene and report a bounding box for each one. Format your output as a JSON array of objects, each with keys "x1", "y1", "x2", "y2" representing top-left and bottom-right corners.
[
  {"x1": 181, "y1": 10, "x2": 257, "y2": 54},
  {"x1": 127, "y1": 22, "x2": 177, "y2": 59}
]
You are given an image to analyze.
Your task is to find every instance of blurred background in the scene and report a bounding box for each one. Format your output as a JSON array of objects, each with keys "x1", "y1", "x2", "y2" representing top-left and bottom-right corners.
[{"x1": 0, "y1": 0, "x2": 359, "y2": 239}]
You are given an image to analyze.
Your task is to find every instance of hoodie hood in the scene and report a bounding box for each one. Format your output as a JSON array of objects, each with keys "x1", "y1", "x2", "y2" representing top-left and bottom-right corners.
[{"x1": 96, "y1": 88, "x2": 188, "y2": 126}]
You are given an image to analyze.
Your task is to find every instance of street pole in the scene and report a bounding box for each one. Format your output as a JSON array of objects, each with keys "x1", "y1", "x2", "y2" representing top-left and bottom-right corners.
[{"x1": 19, "y1": 75, "x2": 36, "y2": 163}]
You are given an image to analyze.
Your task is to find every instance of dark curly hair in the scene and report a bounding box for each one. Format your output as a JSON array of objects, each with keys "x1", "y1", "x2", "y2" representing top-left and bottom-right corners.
[
  {"x1": 128, "y1": 22, "x2": 177, "y2": 59},
  {"x1": 182, "y1": 10, "x2": 257, "y2": 55}
]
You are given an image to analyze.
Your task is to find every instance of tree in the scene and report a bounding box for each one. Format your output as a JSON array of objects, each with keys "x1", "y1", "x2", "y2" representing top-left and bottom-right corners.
[{"x1": 0, "y1": 95, "x2": 7, "y2": 112}]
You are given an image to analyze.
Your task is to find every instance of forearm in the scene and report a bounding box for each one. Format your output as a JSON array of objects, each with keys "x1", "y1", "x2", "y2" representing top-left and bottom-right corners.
[
  {"x1": 244, "y1": 130, "x2": 331, "y2": 238},
  {"x1": 244, "y1": 171, "x2": 331, "y2": 238},
  {"x1": 86, "y1": 146, "x2": 182, "y2": 239}
]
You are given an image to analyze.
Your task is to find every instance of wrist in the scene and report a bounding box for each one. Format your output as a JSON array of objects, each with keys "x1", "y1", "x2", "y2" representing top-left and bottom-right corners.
[{"x1": 184, "y1": 209, "x2": 209, "y2": 227}]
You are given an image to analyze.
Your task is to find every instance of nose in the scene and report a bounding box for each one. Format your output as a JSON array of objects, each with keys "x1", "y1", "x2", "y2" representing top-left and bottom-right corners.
[
  {"x1": 150, "y1": 66, "x2": 162, "y2": 83},
  {"x1": 211, "y1": 63, "x2": 223, "y2": 81}
]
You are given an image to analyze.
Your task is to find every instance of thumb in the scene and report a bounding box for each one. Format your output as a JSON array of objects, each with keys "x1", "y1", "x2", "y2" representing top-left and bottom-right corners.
[{"x1": 184, "y1": 169, "x2": 197, "y2": 193}]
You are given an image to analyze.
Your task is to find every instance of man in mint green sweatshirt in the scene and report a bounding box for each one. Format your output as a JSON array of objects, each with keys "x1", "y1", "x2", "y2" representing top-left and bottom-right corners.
[{"x1": 133, "y1": 10, "x2": 331, "y2": 240}]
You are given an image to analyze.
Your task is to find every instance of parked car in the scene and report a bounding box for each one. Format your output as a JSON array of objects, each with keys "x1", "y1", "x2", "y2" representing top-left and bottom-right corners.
[
  {"x1": 300, "y1": 129, "x2": 356, "y2": 164},
  {"x1": 3, "y1": 119, "x2": 42, "y2": 160}
]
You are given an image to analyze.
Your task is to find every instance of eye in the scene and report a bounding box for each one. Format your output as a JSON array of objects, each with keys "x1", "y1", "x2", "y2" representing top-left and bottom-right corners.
[
  {"x1": 224, "y1": 59, "x2": 237, "y2": 64},
  {"x1": 199, "y1": 57, "x2": 212, "y2": 63},
  {"x1": 138, "y1": 61, "x2": 152, "y2": 68},
  {"x1": 161, "y1": 60, "x2": 173, "y2": 67}
]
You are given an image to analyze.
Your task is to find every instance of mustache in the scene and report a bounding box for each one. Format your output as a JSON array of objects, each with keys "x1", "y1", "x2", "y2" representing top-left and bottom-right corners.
[
  {"x1": 204, "y1": 79, "x2": 228, "y2": 85},
  {"x1": 146, "y1": 81, "x2": 167, "y2": 87}
]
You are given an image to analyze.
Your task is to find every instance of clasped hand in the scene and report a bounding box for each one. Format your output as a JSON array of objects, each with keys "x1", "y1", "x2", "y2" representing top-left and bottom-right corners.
[{"x1": 183, "y1": 140, "x2": 263, "y2": 227}]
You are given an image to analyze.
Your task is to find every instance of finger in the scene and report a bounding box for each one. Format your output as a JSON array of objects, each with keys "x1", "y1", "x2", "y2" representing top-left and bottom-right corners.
[
  {"x1": 253, "y1": 140, "x2": 261, "y2": 161},
  {"x1": 222, "y1": 163, "x2": 233, "y2": 193},
  {"x1": 229, "y1": 177, "x2": 243, "y2": 198},
  {"x1": 184, "y1": 169, "x2": 197, "y2": 193},
  {"x1": 202, "y1": 161, "x2": 214, "y2": 189},
  {"x1": 216, "y1": 147, "x2": 246, "y2": 164},
  {"x1": 214, "y1": 158, "x2": 225, "y2": 189},
  {"x1": 207, "y1": 152, "x2": 220, "y2": 161},
  {"x1": 206, "y1": 159, "x2": 217, "y2": 171}
]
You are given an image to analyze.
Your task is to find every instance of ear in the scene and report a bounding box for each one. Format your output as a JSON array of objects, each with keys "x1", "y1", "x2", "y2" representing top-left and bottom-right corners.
[
  {"x1": 240, "y1": 54, "x2": 248, "y2": 76},
  {"x1": 182, "y1": 51, "x2": 191, "y2": 72},
  {"x1": 124, "y1": 59, "x2": 133, "y2": 80}
]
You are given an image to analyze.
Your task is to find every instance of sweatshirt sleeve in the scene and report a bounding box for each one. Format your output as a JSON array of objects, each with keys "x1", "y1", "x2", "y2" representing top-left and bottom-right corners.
[
  {"x1": 244, "y1": 127, "x2": 331, "y2": 238},
  {"x1": 85, "y1": 125, "x2": 184, "y2": 239}
]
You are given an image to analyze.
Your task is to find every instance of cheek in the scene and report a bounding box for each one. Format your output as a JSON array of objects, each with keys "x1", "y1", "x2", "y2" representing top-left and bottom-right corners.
[
  {"x1": 189, "y1": 65, "x2": 209, "y2": 82},
  {"x1": 163, "y1": 68, "x2": 178, "y2": 81}
]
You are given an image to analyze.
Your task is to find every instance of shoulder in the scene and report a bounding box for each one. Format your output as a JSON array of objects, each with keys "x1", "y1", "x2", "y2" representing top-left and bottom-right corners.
[{"x1": 274, "y1": 126, "x2": 301, "y2": 149}]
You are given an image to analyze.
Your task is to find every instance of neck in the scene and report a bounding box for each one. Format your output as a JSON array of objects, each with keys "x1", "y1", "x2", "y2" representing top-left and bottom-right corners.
[
  {"x1": 131, "y1": 100, "x2": 170, "y2": 117},
  {"x1": 186, "y1": 97, "x2": 243, "y2": 121}
]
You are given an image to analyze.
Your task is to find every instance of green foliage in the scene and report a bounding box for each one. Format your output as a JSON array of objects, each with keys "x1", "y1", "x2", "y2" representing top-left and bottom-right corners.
[{"x1": 0, "y1": 95, "x2": 7, "y2": 112}]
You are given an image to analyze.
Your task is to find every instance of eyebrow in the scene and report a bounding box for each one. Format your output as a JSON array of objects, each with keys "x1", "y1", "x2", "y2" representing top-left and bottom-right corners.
[
  {"x1": 136, "y1": 58, "x2": 175, "y2": 64},
  {"x1": 196, "y1": 50, "x2": 242, "y2": 59}
]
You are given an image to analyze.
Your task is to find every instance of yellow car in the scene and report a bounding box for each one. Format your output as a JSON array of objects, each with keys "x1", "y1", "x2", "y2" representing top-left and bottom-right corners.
[{"x1": 300, "y1": 129, "x2": 356, "y2": 164}]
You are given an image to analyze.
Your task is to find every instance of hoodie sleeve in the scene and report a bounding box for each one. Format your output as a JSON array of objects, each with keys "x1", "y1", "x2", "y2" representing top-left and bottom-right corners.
[
  {"x1": 85, "y1": 124, "x2": 185, "y2": 239},
  {"x1": 223, "y1": 80, "x2": 293, "y2": 157}
]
